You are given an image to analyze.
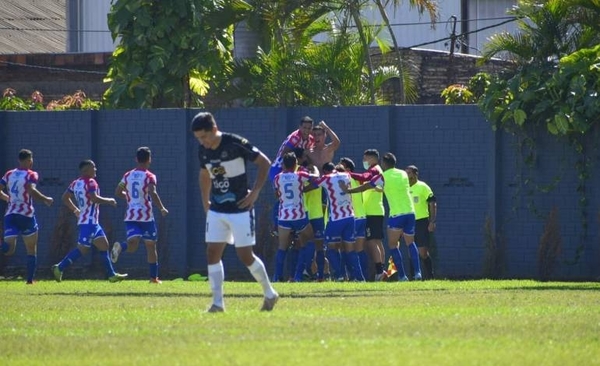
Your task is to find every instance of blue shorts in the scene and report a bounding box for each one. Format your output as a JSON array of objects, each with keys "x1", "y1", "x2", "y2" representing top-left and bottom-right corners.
[
  {"x1": 354, "y1": 217, "x2": 366, "y2": 238},
  {"x1": 268, "y1": 165, "x2": 282, "y2": 183},
  {"x1": 278, "y1": 216, "x2": 309, "y2": 232},
  {"x1": 388, "y1": 213, "x2": 416, "y2": 235},
  {"x1": 4, "y1": 214, "x2": 38, "y2": 238},
  {"x1": 325, "y1": 217, "x2": 355, "y2": 244},
  {"x1": 310, "y1": 217, "x2": 325, "y2": 240},
  {"x1": 125, "y1": 221, "x2": 157, "y2": 241},
  {"x1": 78, "y1": 224, "x2": 106, "y2": 246}
]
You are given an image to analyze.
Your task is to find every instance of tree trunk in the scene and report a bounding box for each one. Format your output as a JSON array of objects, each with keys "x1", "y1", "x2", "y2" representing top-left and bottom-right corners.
[
  {"x1": 350, "y1": 8, "x2": 376, "y2": 105},
  {"x1": 374, "y1": 0, "x2": 406, "y2": 103}
]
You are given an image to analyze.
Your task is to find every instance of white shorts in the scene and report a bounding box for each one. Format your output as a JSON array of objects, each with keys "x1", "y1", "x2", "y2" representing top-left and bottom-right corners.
[{"x1": 205, "y1": 210, "x2": 255, "y2": 247}]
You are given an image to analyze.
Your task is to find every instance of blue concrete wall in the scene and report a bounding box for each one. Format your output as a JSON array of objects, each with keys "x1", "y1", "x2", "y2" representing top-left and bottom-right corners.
[{"x1": 0, "y1": 106, "x2": 598, "y2": 280}]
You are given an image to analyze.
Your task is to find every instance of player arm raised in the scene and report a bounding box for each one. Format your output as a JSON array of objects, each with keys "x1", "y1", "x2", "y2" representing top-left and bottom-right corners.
[
  {"x1": 319, "y1": 121, "x2": 340, "y2": 152},
  {"x1": 26, "y1": 183, "x2": 53, "y2": 206},
  {"x1": 238, "y1": 151, "x2": 271, "y2": 210},
  {"x1": 62, "y1": 190, "x2": 80, "y2": 217},
  {"x1": 149, "y1": 184, "x2": 168, "y2": 216},
  {"x1": 199, "y1": 168, "x2": 212, "y2": 214}
]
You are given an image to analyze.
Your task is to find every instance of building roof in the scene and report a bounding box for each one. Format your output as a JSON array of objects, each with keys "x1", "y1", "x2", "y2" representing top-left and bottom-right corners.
[{"x1": 0, "y1": 0, "x2": 66, "y2": 54}]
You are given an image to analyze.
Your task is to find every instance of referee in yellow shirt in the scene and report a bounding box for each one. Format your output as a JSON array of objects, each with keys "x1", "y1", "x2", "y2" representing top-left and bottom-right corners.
[{"x1": 406, "y1": 165, "x2": 437, "y2": 279}]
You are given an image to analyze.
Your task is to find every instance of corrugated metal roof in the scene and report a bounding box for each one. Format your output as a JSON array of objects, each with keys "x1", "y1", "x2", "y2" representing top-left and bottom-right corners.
[{"x1": 0, "y1": 0, "x2": 66, "y2": 54}]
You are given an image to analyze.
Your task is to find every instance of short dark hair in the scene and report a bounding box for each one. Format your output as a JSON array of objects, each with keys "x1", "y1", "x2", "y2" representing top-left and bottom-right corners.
[
  {"x1": 18, "y1": 149, "x2": 33, "y2": 161},
  {"x1": 406, "y1": 165, "x2": 419, "y2": 175},
  {"x1": 300, "y1": 116, "x2": 313, "y2": 126},
  {"x1": 322, "y1": 162, "x2": 335, "y2": 173},
  {"x1": 293, "y1": 147, "x2": 305, "y2": 160},
  {"x1": 382, "y1": 152, "x2": 397, "y2": 167},
  {"x1": 282, "y1": 152, "x2": 297, "y2": 169},
  {"x1": 363, "y1": 149, "x2": 379, "y2": 159},
  {"x1": 137, "y1": 147, "x2": 151, "y2": 163},
  {"x1": 79, "y1": 159, "x2": 94, "y2": 170},
  {"x1": 190, "y1": 112, "x2": 216, "y2": 132},
  {"x1": 339, "y1": 157, "x2": 355, "y2": 172},
  {"x1": 312, "y1": 125, "x2": 324, "y2": 133}
]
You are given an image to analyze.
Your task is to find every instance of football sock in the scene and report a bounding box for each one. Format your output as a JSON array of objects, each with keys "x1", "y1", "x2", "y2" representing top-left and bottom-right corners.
[
  {"x1": 58, "y1": 248, "x2": 82, "y2": 271},
  {"x1": 341, "y1": 251, "x2": 350, "y2": 280},
  {"x1": 349, "y1": 251, "x2": 365, "y2": 281},
  {"x1": 26, "y1": 255, "x2": 36, "y2": 283},
  {"x1": 408, "y1": 243, "x2": 421, "y2": 275},
  {"x1": 208, "y1": 261, "x2": 225, "y2": 308},
  {"x1": 303, "y1": 241, "x2": 315, "y2": 273},
  {"x1": 358, "y1": 250, "x2": 368, "y2": 278},
  {"x1": 390, "y1": 247, "x2": 407, "y2": 279},
  {"x1": 326, "y1": 249, "x2": 342, "y2": 280},
  {"x1": 275, "y1": 249, "x2": 287, "y2": 282},
  {"x1": 316, "y1": 250, "x2": 325, "y2": 279},
  {"x1": 149, "y1": 262, "x2": 158, "y2": 279},
  {"x1": 287, "y1": 248, "x2": 299, "y2": 279},
  {"x1": 120, "y1": 242, "x2": 129, "y2": 252},
  {"x1": 0, "y1": 242, "x2": 9, "y2": 254},
  {"x1": 248, "y1": 255, "x2": 276, "y2": 298},
  {"x1": 99, "y1": 251, "x2": 116, "y2": 277},
  {"x1": 375, "y1": 262, "x2": 384, "y2": 274}
]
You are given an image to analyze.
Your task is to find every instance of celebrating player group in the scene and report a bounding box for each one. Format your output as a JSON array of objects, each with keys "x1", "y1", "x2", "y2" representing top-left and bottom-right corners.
[{"x1": 0, "y1": 111, "x2": 436, "y2": 313}]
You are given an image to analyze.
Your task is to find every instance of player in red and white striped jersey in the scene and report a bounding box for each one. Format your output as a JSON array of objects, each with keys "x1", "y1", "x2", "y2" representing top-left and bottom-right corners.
[{"x1": 111, "y1": 147, "x2": 168, "y2": 283}]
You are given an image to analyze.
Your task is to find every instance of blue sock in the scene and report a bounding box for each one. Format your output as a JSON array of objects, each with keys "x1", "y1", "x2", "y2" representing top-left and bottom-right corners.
[
  {"x1": 390, "y1": 247, "x2": 407, "y2": 279},
  {"x1": 287, "y1": 248, "x2": 299, "y2": 279},
  {"x1": 304, "y1": 242, "x2": 315, "y2": 273},
  {"x1": 327, "y1": 249, "x2": 342, "y2": 280},
  {"x1": 275, "y1": 249, "x2": 287, "y2": 282},
  {"x1": 0, "y1": 242, "x2": 9, "y2": 254},
  {"x1": 350, "y1": 251, "x2": 364, "y2": 281},
  {"x1": 358, "y1": 250, "x2": 368, "y2": 279},
  {"x1": 341, "y1": 251, "x2": 351, "y2": 280},
  {"x1": 120, "y1": 242, "x2": 129, "y2": 252},
  {"x1": 58, "y1": 248, "x2": 82, "y2": 271},
  {"x1": 26, "y1": 255, "x2": 36, "y2": 283},
  {"x1": 99, "y1": 251, "x2": 116, "y2": 277},
  {"x1": 316, "y1": 250, "x2": 325, "y2": 280},
  {"x1": 149, "y1": 262, "x2": 158, "y2": 279},
  {"x1": 294, "y1": 246, "x2": 309, "y2": 281},
  {"x1": 409, "y1": 243, "x2": 421, "y2": 275}
]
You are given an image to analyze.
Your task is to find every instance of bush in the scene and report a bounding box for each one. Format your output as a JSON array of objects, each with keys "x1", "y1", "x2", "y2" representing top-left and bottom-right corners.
[
  {"x1": 440, "y1": 84, "x2": 475, "y2": 105},
  {"x1": 0, "y1": 89, "x2": 101, "y2": 111}
]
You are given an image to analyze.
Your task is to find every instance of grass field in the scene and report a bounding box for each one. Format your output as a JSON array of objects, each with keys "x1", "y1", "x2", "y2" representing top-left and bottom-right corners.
[{"x1": 1, "y1": 279, "x2": 599, "y2": 366}]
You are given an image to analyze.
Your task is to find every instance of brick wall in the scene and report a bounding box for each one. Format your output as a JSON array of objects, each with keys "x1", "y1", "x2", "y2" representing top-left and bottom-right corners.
[{"x1": 1, "y1": 106, "x2": 598, "y2": 280}]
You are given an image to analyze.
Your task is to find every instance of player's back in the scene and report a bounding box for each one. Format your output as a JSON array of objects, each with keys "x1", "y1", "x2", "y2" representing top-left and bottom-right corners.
[
  {"x1": 318, "y1": 171, "x2": 353, "y2": 221},
  {"x1": 381, "y1": 168, "x2": 413, "y2": 216},
  {"x1": 69, "y1": 177, "x2": 100, "y2": 225},
  {"x1": 1, "y1": 168, "x2": 38, "y2": 217},
  {"x1": 274, "y1": 170, "x2": 310, "y2": 220},
  {"x1": 121, "y1": 169, "x2": 156, "y2": 222}
]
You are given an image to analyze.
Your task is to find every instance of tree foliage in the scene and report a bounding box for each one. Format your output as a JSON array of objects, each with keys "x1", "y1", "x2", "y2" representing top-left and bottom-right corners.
[{"x1": 104, "y1": 0, "x2": 251, "y2": 108}]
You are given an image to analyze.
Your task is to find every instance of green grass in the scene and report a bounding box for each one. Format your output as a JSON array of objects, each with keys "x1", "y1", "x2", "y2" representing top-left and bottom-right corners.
[{"x1": 1, "y1": 280, "x2": 600, "y2": 366}]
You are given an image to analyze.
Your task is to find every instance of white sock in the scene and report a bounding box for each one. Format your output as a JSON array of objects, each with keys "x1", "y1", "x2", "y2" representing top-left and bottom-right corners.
[
  {"x1": 208, "y1": 261, "x2": 224, "y2": 308},
  {"x1": 248, "y1": 255, "x2": 277, "y2": 298}
]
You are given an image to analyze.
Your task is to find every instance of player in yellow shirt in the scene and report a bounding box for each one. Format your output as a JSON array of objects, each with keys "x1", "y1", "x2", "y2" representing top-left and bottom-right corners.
[{"x1": 406, "y1": 165, "x2": 437, "y2": 279}]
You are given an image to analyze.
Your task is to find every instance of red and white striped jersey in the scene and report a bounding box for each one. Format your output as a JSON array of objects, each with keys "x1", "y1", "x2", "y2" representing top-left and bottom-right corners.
[
  {"x1": 68, "y1": 177, "x2": 100, "y2": 225},
  {"x1": 272, "y1": 130, "x2": 314, "y2": 168},
  {"x1": 274, "y1": 170, "x2": 312, "y2": 221},
  {"x1": 119, "y1": 168, "x2": 157, "y2": 222},
  {"x1": 0, "y1": 168, "x2": 39, "y2": 217},
  {"x1": 315, "y1": 171, "x2": 354, "y2": 222}
]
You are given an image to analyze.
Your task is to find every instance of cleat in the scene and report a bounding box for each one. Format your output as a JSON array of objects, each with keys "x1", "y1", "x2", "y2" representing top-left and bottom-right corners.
[
  {"x1": 207, "y1": 304, "x2": 224, "y2": 313},
  {"x1": 149, "y1": 277, "x2": 162, "y2": 284},
  {"x1": 108, "y1": 273, "x2": 128, "y2": 282},
  {"x1": 110, "y1": 242, "x2": 122, "y2": 263},
  {"x1": 260, "y1": 293, "x2": 279, "y2": 311},
  {"x1": 51, "y1": 264, "x2": 62, "y2": 282},
  {"x1": 26, "y1": 280, "x2": 35, "y2": 285},
  {"x1": 414, "y1": 272, "x2": 423, "y2": 281},
  {"x1": 335, "y1": 276, "x2": 346, "y2": 282},
  {"x1": 398, "y1": 275, "x2": 409, "y2": 282},
  {"x1": 374, "y1": 271, "x2": 386, "y2": 281}
]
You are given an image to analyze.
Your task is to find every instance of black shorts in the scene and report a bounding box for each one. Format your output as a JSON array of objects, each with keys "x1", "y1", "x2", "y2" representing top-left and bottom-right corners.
[
  {"x1": 365, "y1": 215, "x2": 384, "y2": 240},
  {"x1": 414, "y1": 218, "x2": 431, "y2": 247}
]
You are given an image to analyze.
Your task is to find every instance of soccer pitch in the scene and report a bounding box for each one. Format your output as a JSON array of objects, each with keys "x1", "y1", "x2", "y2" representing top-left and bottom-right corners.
[{"x1": 1, "y1": 280, "x2": 599, "y2": 366}]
